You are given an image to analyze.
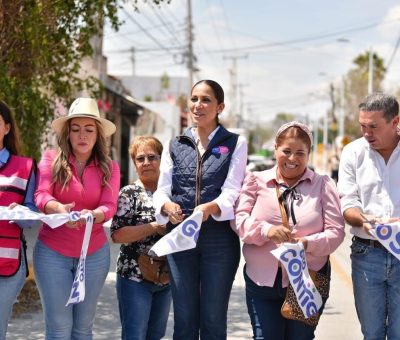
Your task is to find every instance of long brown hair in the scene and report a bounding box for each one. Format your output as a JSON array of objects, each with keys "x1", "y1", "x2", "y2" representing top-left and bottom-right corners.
[
  {"x1": 0, "y1": 100, "x2": 21, "y2": 155},
  {"x1": 52, "y1": 119, "x2": 112, "y2": 190}
]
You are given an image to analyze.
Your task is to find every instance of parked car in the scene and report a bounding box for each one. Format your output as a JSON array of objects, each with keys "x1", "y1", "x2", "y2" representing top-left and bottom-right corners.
[{"x1": 246, "y1": 154, "x2": 275, "y2": 172}]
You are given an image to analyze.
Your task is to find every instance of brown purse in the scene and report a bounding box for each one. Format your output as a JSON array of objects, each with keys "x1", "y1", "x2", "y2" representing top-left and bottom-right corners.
[
  {"x1": 137, "y1": 254, "x2": 169, "y2": 285},
  {"x1": 275, "y1": 184, "x2": 330, "y2": 327}
]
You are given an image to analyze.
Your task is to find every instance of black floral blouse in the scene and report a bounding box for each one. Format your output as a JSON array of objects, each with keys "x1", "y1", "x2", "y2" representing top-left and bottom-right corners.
[{"x1": 111, "y1": 183, "x2": 163, "y2": 283}]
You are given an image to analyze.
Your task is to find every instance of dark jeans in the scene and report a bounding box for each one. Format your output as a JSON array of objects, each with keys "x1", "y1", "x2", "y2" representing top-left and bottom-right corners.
[
  {"x1": 245, "y1": 263, "x2": 330, "y2": 340},
  {"x1": 116, "y1": 275, "x2": 171, "y2": 340},
  {"x1": 167, "y1": 222, "x2": 240, "y2": 340}
]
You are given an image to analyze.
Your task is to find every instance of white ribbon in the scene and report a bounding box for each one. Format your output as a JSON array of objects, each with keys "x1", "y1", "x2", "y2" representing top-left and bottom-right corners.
[
  {"x1": 370, "y1": 221, "x2": 400, "y2": 261},
  {"x1": 271, "y1": 242, "x2": 323, "y2": 318},
  {"x1": 0, "y1": 205, "x2": 79, "y2": 228},
  {"x1": 66, "y1": 213, "x2": 94, "y2": 306},
  {"x1": 0, "y1": 206, "x2": 92, "y2": 305},
  {"x1": 149, "y1": 210, "x2": 203, "y2": 257}
]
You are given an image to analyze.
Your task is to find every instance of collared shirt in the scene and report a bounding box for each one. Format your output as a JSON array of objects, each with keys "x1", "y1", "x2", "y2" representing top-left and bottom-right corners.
[
  {"x1": 154, "y1": 126, "x2": 248, "y2": 223},
  {"x1": 35, "y1": 149, "x2": 120, "y2": 257},
  {"x1": 0, "y1": 148, "x2": 39, "y2": 228},
  {"x1": 338, "y1": 137, "x2": 400, "y2": 239},
  {"x1": 232, "y1": 166, "x2": 345, "y2": 287}
]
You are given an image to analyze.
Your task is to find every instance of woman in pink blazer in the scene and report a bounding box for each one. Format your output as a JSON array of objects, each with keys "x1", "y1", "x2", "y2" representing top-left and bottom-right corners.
[{"x1": 232, "y1": 121, "x2": 345, "y2": 340}]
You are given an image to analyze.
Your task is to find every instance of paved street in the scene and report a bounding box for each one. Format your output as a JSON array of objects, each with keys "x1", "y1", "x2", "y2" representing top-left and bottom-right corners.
[{"x1": 8, "y1": 227, "x2": 362, "y2": 339}]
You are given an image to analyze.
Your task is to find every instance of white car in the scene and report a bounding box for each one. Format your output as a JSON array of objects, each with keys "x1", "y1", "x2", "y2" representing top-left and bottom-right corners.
[{"x1": 246, "y1": 155, "x2": 275, "y2": 172}]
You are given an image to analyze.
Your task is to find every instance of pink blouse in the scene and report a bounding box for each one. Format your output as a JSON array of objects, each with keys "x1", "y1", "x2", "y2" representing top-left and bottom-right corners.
[
  {"x1": 35, "y1": 150, "x2": 120, "y2": 257},
  {"x1": 232, "y1": 166, "x2": 345, "y2": 287}
]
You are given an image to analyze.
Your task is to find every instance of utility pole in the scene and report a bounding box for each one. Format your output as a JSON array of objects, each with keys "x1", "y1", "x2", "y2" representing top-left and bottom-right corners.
[
  {"x1": 323, "y1": 110, "x2": 329, "y2": 174},
  {"x1": 339, "y1": 77, "x2": 345, "y2": 137},
  {"x1": 223, "y1": 55, "x2": 248, "y2": 128},
  {"x1": 312, "y1": 118, "x2": 319, "y2": 169},
  {"x1": 187, "y1": 0, "x2": 194, "y2": 89},
  {"x1": 130, "y1": 47, "x2": 135, "y2": 76},
  {"x1": 368, "y1": 46, "x2": 374, "y2": 94},
  {"x1": 238, "y1": 83, "x2": 248, "y2": 127}
]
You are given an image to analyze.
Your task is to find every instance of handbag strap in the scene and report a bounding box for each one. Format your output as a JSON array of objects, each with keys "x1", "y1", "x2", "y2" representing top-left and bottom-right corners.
[
  {"x1": 276, "y1": 183, "x2": 331, "y2": 271},
  {"x1": 275, "y1": 183, "x2": 290, "y2": 230}
]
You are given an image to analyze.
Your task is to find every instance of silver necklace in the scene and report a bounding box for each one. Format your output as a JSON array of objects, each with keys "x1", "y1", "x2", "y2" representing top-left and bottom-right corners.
[{"x1": 75, "y1": 160, "x2": 86, "y2": 166}]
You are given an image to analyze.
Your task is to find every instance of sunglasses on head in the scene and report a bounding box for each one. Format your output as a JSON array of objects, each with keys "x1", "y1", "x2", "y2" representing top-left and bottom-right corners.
[{"x1": 135, "y1": 154, "x2": 161, "y2": 163}]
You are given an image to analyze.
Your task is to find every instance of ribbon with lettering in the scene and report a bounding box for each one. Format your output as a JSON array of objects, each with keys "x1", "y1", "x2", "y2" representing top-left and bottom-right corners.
[
  {"x1": 0, "y1": 205, "x2": 93, "y2": 305},
  {"x1": 370, "y1": 221, "x2": 400, "y2": 261},
  {"x1": 271, "y1": 242, "x2": 322, "y2": 318},
  {"x1": 66, "y1": 213, "x2": 93, "y2": 305},
  {"x1": 149, "y1": 210, "x2": 203, "y2": 257},
  {"x1": 0, "y1": 205, "x2": 80, "y2": 228}
]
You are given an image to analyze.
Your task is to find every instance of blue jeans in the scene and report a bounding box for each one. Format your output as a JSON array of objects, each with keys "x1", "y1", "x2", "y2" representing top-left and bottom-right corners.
[
  {"x1": 351, "y1": 238, "x2": 400, "y2": 340},
  {"x1": 167, "y1": 221, "x2": 240, "y2": 340},
  {"x1": 33, "y1": 240, "x2": 110, "y2": 340},
  {"x1": 245, "y1": 265, "x2": 328, "y2": 340},
  {"x1": 116, "y1": 275, "x2": 171, "y2": 340},
  {"x1": 0, "y1": 243, "x2": 27, "y2": 340}
]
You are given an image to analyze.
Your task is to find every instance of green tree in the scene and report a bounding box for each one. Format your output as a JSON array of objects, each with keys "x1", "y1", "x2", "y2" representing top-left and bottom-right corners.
[
  {"x1": 343, "y1": 51, "x2": 386, "y2": 138},
  {"x1": 273, "y1": 112, "x2": 296, "y2": 130},
  {"x1": 0, "y1": 0, "x2": 169, "y2": 159}
]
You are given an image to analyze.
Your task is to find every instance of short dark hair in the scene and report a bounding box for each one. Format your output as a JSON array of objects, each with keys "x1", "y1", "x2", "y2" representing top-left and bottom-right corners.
[
  {"x1": 129, "y1": 136, "x2": 163, "y2": 161},
  {"x1": 191, "y1": 79, "x2": 224, "y2": 104},
  {"x1": 359, "y1": 92, "x2": 399, "y2": 122}
]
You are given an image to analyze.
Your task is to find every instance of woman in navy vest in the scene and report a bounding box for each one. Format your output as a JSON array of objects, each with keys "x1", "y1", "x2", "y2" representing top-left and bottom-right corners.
[
  {"x1": 0, "y1": 100, "x2": 38, "y2": 339},
  {"x1": 154, "y1": 80, "x2": 248, "y2": 339}
]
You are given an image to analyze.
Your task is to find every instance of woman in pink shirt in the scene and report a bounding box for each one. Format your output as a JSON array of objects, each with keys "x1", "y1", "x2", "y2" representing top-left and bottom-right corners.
[
  {"x1": 232, "y1": 121, "x2": 345, "y2": 340},
  {"x1": 34, "y1": 98, "x2": 120, "y2": 339}
]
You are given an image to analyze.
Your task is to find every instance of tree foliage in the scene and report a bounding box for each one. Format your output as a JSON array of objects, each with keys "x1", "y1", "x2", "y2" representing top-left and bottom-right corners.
[
  {"x1": 343, "y1": 51, "x2": 386, "y2": 138},
  {"x1": 0, "y1": 0, "x2": 121, "y2": 159},
  {"x1": 0, "y1": 0, "x2": 169, "y2": 159}
]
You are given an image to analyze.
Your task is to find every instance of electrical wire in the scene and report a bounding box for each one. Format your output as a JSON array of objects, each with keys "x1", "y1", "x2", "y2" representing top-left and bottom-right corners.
[
  {"x1": 121, "y1": 7, "x2": 179, "y2": 55},
  {"x1": 200, "y1": 17, "x2": 400, "y2": 54},
  {"x1": 386, "y1": 30, "x2": 400, "y2": 71},
  {"x1": 147, "y1": 2, "x2": 183, "y2": 43}
]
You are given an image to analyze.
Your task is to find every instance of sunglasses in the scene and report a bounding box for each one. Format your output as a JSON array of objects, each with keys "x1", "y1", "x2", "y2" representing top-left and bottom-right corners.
[{"x1": 135, "y1": 154, "x2": 161, "y2": 163}]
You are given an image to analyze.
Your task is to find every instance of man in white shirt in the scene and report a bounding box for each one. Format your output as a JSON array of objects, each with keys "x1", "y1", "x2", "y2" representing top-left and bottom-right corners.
[{"x1": 338, "y1": 93, "x2": 400, "y2": 340}]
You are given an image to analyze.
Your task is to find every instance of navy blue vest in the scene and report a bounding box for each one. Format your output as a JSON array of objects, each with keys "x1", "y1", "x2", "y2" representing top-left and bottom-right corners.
[{"x1": 170, "y1": 125, "x2": 239, "y2": 220}]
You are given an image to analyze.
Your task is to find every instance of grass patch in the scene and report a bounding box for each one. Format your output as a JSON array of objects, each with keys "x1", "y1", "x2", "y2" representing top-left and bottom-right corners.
[{"x1": 12, "y1": 265, "x2": 41, "y2": 318}]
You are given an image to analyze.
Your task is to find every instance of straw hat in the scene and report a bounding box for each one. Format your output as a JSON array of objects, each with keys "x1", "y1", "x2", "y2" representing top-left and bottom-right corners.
[{"x1": 51, "y1": 97, "x2": 116, "y2": 137}]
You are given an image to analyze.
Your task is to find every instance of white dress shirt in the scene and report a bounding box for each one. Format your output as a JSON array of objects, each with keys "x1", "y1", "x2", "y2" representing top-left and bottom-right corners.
[
  {"x1": 154, "y1": 126, "x2": 248, "y2": 224},
  {"x1": 338, "y1": 137, "x2": 400, "y2": 239}
]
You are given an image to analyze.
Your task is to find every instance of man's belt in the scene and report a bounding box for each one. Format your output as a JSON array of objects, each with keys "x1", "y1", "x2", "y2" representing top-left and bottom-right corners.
[{"x1": 352, "y1": 236, "x2": 386, "y2": 249}]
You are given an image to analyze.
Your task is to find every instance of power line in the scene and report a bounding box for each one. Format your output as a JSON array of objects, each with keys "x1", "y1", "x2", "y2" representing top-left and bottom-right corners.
[
  {"x1": 198, "y1": 17, "x2": 400, "y2": 54},
  {"x1": 219, "y1": 0, "x2": 237, "y2": 50},
  {"x1": 386, "y1": 30, "x2": 400, "y2": 71},
  {"x1": 121, "y1": 7, "x2": 178, "y2": 55},
  {"x1": 105, "y1": 45, "x2": 184, "y2": 53},
  {"x1": 147, "y1": 2, "x2": 183, "y2": 43},
  {"x1": 205, "y1": 0, "x2": 224, "y2": 50}
]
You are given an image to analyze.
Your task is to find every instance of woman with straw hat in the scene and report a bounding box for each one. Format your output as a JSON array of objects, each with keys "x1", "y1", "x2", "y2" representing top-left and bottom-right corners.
[{"x1": 34, "y1": 97, "x2": 120, "y2": 339}]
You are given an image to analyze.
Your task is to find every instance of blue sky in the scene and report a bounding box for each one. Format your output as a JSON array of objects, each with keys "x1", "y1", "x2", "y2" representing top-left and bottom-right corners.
[{"x1": 103, "y1": 0, "x2": 400, "y2": 122}]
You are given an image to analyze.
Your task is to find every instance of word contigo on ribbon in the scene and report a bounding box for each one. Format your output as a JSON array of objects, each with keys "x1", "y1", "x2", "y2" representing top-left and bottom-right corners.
[
  {"x1": 149, "y1": 210, "x2": 203, "y2": 257},
  {"x1": 271, "y1": 242, "x2": 322, "y2": 318}
]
